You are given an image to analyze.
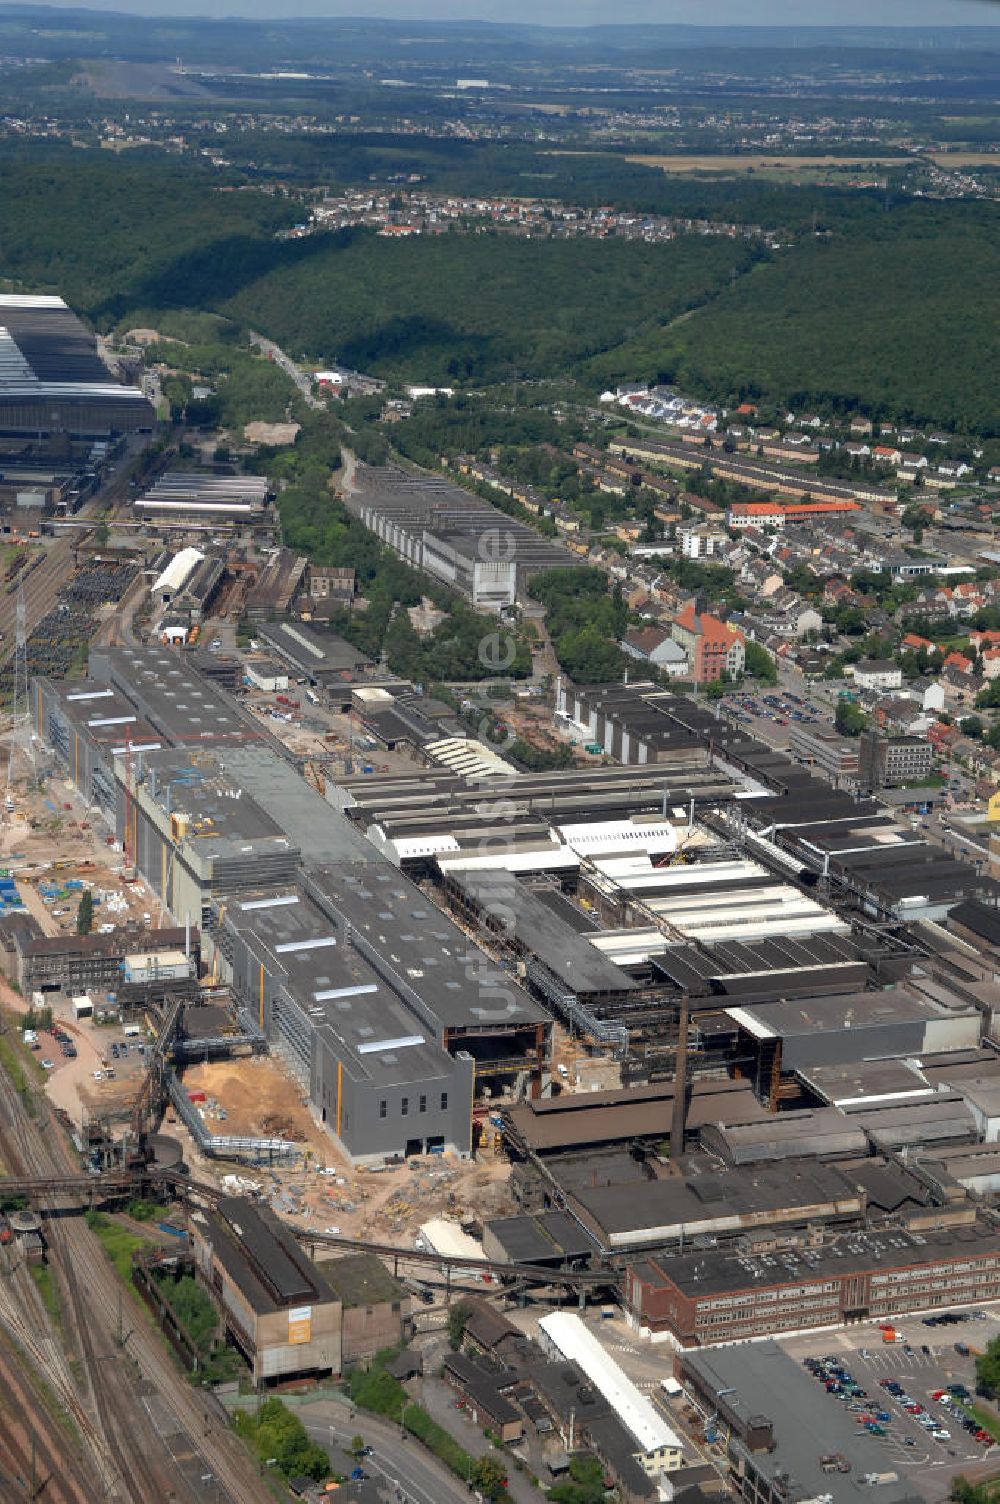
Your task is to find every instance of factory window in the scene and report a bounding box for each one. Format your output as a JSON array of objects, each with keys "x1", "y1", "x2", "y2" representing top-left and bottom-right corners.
[
  {"x1": 440, "y1": 1092, "x2": 448, "y2": 1110},
  {"x1": 379, "y1": 1100, "x2": 387, "y2": 1119},
  {"x1": 401, "y1": 1097, "x2": 409, "y2": 1116},
  {"x1": 419, "y1": 1095, "x2": 426, "y2": 1113}
]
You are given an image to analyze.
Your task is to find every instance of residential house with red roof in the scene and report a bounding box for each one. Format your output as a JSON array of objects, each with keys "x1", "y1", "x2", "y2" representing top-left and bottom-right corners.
[{"x1": 901, "y1": 633, "x2": 940, "y2": 656}]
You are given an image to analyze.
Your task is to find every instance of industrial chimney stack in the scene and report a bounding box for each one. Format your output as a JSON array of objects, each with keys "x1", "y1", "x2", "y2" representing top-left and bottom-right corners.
[{"x1": 670, "y1": 992, "x2": 690, "y2": 1163}]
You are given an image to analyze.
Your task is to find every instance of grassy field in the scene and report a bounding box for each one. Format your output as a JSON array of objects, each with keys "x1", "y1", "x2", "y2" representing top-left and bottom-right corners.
[
  {"x1": 929, "y1": 153, "x2": 1000, "y2": 167},
  {"x1": 84, "y1": 1211, "x2": 149, "y2": 1285},
  {"x1": 30, "y1": 1264, "x2": 61, "y2": 1325},
  {"x1": 624, "y1": 152, "x2": 911, "y2": 174}
]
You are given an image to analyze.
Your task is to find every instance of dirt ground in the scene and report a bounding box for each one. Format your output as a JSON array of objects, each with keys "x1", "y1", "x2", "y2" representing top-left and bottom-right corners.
[
  {"x1": 180, "y1": 1058, "x2": 334, "y2": 1159},
  {"x1": 237, "y1": 691, "x2": 420, "y2": 780},
  {"x1": 1, "y1": 751, "x2": 160, "y2": 936},
  {"x1": 175, "y1": 1054, "x2": 518, "y2": 1244}
]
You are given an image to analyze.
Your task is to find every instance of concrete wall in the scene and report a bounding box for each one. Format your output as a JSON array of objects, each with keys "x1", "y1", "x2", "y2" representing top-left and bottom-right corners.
[{"x1": 340, "y1": 1297, "x2": 408, "y2": 1366}]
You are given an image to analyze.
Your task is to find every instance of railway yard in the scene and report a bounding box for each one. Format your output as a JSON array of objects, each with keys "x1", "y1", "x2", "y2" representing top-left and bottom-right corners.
[{"x1": 0, "y1": 1020, "x2": 276, "y2": 1504}]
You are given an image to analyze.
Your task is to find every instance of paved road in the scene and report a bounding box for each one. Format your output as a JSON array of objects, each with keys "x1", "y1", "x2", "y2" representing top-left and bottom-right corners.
[
  {"x1": 248, "y1": 330, "x2": 321, "y2": 409},
  {"x1": 418, "y1": 1368, "x2": 542, "y2": 1504},
  {"x1": 272, "y1": 1393, "x2": 474, "y2": 1504}
]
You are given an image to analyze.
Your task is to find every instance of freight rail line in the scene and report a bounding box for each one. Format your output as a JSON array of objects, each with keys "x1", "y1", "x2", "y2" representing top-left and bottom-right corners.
[
  {"x1": 0, "y1": 1073, "x2": 274, "y2": 1503},
  {"x1": 0, "y1": 1275, "x2": 115, "y2": 1496},
  {"x1": 0, "y1": 1325, "x2": 98, "y2": 1504},
  {"x1": 0, "y1": 1069, "x2": 121, "y2": 1496}
]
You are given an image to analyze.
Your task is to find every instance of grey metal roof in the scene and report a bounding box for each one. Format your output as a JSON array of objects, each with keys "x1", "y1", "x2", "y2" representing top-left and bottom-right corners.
[
  {"x1": 732, "y1": 986, "x2": 955, "y2": 1039},
  {"x1": 305, "y1": 863, "x2": 547, "y2": 1034},
  {"x1": 208, "y1": 744, "x2": 377, "y2": 867},
  {"x1": 661, "y1": 1220, "x2": 1000, "y2": 1301},
  {"x1": 91, "y1": 646, "x2": 263, "y2": 748},
  {"x1": 682, "y1": 1342, "x2": 921, "y2": 1504},
  {"x1": 447, "y1": 869, "x2": 637, "y2": 998},
  {"x1": 572, "y1": 1160, "x2": 861, "y2": 1249},
  {"x1": 259, "y1": 620, "x2": 372, "y2": 677},
  {"x1": 228, "y1": 885, "x2": 456, "y2": 1088}
]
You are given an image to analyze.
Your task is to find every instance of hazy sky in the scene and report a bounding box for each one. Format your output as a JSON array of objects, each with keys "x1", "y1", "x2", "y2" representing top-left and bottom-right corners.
[{"x1": 21, "y1": 0, "x2": 1000, "y2": 22}]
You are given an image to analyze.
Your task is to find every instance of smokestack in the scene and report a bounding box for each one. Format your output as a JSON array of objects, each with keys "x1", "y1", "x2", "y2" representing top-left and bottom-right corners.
[{"x1": 670, "y1": 992, "x2": 690, "y2": 1163}]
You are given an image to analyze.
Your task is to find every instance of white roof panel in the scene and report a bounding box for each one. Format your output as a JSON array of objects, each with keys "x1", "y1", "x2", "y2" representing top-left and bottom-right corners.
[
  {"x1": 437, "y1": 847, "x2": 579, "y2": 876},
  {"x1": 151, "y1": 546, "x2": 204, "y2": 596},
  {"x1": 539, "y1": 1312, "x2": 682, "y2": 1458},
  {"x1": 419, "y1": 1218, "x2": 486, "y2": 1261},
  {"x1": 558, "y1": 819, "x2": 678, "y2": 857}
]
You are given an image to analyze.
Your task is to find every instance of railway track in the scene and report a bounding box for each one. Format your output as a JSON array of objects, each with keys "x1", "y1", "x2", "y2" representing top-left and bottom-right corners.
[
  {"x1": 0, "y1": 436, "x2": 156, "y2": 668},
  {"x1": 0, "y1": 1324, "x2": 98, "y2": 1504},
  {"x1": 0, "y1": 1054, "x2": 274, "y2": 1504}
]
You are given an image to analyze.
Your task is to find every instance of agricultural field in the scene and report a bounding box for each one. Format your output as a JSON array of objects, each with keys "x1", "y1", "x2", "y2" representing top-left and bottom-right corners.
[
  {"x1": 929, "y1": 152, "x2": 1000, "y2": 167},
  {"x1": 625, "y1": 152, "x2": 912, "y2": 176}
]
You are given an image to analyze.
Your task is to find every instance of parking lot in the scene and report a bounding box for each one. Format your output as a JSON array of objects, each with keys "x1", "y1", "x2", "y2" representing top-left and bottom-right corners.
[
  {"x1": 720, "y1": 688, "x2": 826, "y2": 749},
  {"x1": 781, "y1": 1314, "x2": 999, "y2": 1495},
  {"x1": 27, "y1": 1002, "x2": 151, "y2": 1128}
]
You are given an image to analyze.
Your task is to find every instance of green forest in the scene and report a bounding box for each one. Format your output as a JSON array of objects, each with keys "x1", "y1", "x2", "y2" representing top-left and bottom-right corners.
[
  {"x1": 0, "y1": 145, "x2": 997, "y2": 438},
  {"x1": 0, "y1": 150, "x2": 295, "y2": 317},
  {"x1": 265, "y1": 411, "x2": 532, "y2": 683},
  {"x1": 529, "y1": 567, "x2": 627, "y2": 683},
  {"x1": 204, "y1": 129, "x2": 907, "y2": 235},
  {"x1": 646, "y1": 202, "x2": 1000, "y2": 434},
  {"x1": 223, "y1": 230, "x2": 757, "y2": 386}
]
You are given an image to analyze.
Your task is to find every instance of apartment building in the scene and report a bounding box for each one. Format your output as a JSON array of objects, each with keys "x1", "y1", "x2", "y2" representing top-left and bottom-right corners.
[{"x1": 671, "y1": 603, "x2": 745, "y2": 683}]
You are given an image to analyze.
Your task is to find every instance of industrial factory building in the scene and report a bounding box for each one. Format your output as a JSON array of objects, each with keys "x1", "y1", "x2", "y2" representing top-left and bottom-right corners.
[
  {"x1": 256, "y1": 619, "x2": 373, "y2": 688},
  {"x1": 33, "y1": 647, "x2": 548, "y2": 1163},
  {"x1": 347, "y1": 463, "x2": 576, "y2": 609},
  {"x1": 0, "y1": 295, "x2": 154, "y2": 457},
  {"x1": 219, "y1": 881, "x2": 476, "y2": 1162},
  {"x1": 9, "y1": 923, "x2": 196, "y2": 998},
  {"x1": 29, "y1": 628, "x2": 1000, "y2": 1349},
  {"x1": 630, "y1": 1221, "x2": 1000, "y2": 1345},
  {"x1": 190, "y1": 1197, "x2": 343, "y2": 1383},
  {"x1": 135, "y1": 471, "x2": 271, "y2": 523}
]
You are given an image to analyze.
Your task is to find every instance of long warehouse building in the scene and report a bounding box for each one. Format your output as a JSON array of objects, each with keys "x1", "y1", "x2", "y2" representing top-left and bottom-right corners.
[
  {"x1": 135, "y1": 471, "x2": 271, "y2": 522},
  {"x1": 32, "y1": 647, "x2": 549, "y2": 1164},
  {"x1": 347, "y1": 463, "x2": 578, "y2": 610}
]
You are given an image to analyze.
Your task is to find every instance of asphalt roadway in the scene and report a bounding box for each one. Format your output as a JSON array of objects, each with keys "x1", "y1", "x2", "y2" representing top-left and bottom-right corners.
[{"x1": 278, "y1": 1392, "x2": 475, "y2": 1504}]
